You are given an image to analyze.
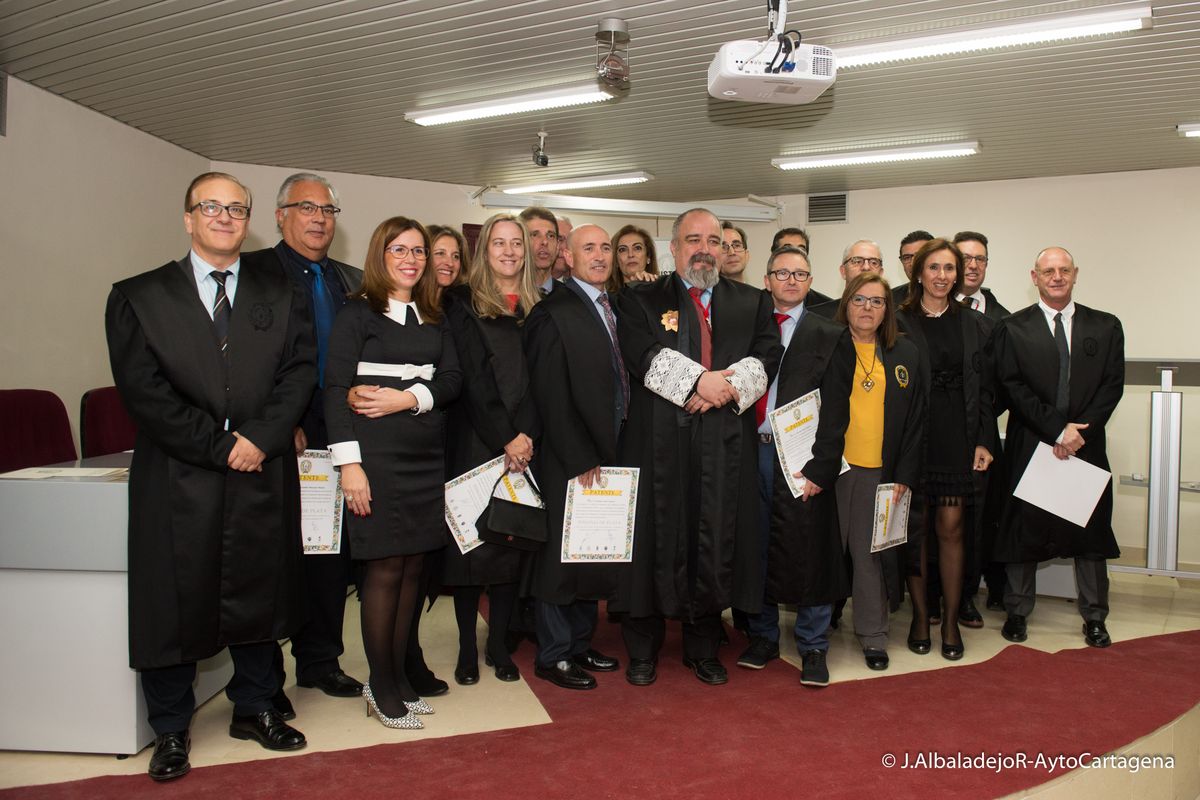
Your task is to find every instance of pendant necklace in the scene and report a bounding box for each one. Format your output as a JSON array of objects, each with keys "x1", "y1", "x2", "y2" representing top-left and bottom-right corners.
[{"x1": 855, "y1": 344, "x2": 878, "y2": 392}]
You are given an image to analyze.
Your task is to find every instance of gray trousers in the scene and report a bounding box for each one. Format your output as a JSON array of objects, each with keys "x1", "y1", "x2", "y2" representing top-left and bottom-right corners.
[
  {"x1": 1004, "y1": 559, "x2": 1109, "y2": 622},
  {"x1": 836, "y1": 465, "x2": 889, "y2": 651}
]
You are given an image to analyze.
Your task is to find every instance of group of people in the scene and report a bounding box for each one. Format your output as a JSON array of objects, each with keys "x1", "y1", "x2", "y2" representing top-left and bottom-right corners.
[{"x1": 105, "y1": 171, "x2": 1125, "y2": 783}]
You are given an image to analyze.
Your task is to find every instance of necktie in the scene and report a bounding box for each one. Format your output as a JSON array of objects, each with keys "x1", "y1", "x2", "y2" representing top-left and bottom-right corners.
[
  {"x1": 1054, "y1": 312, "x2": 1070, "y2": 416},
  {"x1": 210, "y1": 270, "x2": 231, "y2": 356},
  {"x1": 970, "y1": 297, "x2": 980, "y2": 311},
  {"x1": 597, "y1": 293, "x2": 630, "y2": 416},
  {"x1": 310, "y1": 262, "x2": 336, "y2": 386},
  {"x1": 687, "y1": 286, "x2": 712, "y2": 370},
  {"x1": 755, "y1": 312, "x2": 789, "y2": 428}
]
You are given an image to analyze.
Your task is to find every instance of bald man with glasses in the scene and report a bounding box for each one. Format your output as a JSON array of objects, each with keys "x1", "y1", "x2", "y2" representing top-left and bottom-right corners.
[{"x1": 809, "y1": 239, "x2": 885, "y2": 318}]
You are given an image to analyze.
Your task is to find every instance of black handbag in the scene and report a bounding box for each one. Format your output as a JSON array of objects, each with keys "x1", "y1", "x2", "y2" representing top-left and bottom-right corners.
[{"x1": 476, "y1": 470, "x2": 547, "y2": 551}]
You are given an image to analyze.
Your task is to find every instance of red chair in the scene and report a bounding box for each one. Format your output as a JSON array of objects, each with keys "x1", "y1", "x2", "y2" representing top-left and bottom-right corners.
[
  {"x1": 0, "y1": 389, "x2": 78, "y2": 473},
  {"x1": 80, "y1": 386, "x2": 138, "y2": 458}
]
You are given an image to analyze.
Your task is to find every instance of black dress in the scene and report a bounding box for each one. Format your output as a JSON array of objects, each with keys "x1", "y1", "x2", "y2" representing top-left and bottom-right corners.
[
  {"x1": 324, "y1": 299, "x2": 461, "y2": 560},
  {"x1": 441, "y1": 286, "x2": 540, "y2": 586},
  {"x1": 918, "y1": 313, "x2": 974, "y2": 503}
]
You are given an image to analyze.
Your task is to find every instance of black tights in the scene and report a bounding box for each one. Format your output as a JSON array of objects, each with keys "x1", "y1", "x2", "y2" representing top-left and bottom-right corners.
[
  {"x1": 360, "y1": 553, "x2": 424, "y2": 717},
  {"x1": 907, "y1": 502, "x2": 966, "y2": 646},
  {"x1": 453, "y1": 583, "x2": 517, "y2": 669}
]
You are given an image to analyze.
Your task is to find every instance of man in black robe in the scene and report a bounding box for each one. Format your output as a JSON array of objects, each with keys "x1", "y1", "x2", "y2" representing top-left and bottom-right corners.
[
  {"x1": 106, "y1": 172, "x2": 316, "y2": 781},
  {"x1": 524, "y1": 223, "x2": 625, "y2": 690},
  {"x1": 991, "y1": 246, "x2": 1124, "y2": 648},
  {"x1": 614, "y1": 208, "x2": 782, "y2": 686}
]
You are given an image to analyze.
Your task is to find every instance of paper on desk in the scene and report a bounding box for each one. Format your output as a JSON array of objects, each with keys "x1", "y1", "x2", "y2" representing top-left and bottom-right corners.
[
  {"x1": 0, "y1": 467, "x2": 127, "y2": 479},
  {"x1": 1013, "y1": 441, "x2": 1111, "y2": 527}
]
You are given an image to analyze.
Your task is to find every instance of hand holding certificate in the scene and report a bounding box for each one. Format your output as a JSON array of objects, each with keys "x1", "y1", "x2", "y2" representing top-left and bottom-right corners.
[
  {"x1": 561, "y1": 467, "x2": 639, "y2": 562},
  {"x1": 769, "y1": 390, "x2": 821, "y2": 498},
  {"x1": 298, "y1": 449, "x2": 343, "y2": 554},
  {"x1": 870, "y1": 483, "x2": 910, "y2": 553},
  {"x1": 445, "y1": 456, "x2": 545, "y2": 555}
]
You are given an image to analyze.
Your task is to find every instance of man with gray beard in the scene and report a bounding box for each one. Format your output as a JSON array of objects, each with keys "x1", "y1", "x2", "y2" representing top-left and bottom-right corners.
[{"x1": 613, "y1": 208, "x2": 783, "y2": 686}]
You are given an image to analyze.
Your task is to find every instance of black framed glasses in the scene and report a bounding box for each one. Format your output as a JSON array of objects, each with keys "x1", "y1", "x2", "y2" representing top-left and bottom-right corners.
[
  {"x1": 278, "y1": 201, "x2": 341, "y2": 218},
  {"x1": 721, "y1": 241, "x2": 746, "y2": 252},
  {"x1": 189, "y1": 201, "x2": 250, "y2": 220},
  {"x1": 962, "y1": 254, "x2": 989, "y2": 265},
  {"x1": 768, "y1": 269, "x2": 811, "y2": 282}
]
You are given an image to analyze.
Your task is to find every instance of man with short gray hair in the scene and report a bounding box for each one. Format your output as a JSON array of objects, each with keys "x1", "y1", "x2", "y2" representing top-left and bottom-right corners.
[{"x1": 809, "y1": 239, "x2": 885, "y2": 318}]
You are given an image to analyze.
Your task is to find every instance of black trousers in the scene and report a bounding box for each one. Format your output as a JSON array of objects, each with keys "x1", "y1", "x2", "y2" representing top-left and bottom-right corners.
[
  {"x1": 275, "y1": 546, "x2": 353, "y2": 684},
  {"x1": 141, "y1": 641, "x2": 277, "y2": 735},
  {"x1": 535, "y1": 600, "x2": 597, "y2": 667},
  {"x1": 621, "y1": 613, "x2": 723, "y2": 661}
]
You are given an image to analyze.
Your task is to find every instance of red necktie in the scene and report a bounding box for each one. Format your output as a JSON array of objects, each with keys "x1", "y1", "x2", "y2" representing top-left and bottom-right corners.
[
  {"x1": 687, "y1": 286, "x2": 712, "y2": 370},
  {"x1": 755, "y1": 312, "x2": 789, "y2": 428}
]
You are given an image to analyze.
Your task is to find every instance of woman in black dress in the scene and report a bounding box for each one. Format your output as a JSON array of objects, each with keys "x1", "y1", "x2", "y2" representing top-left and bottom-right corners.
[
  {"x1": 896, "y1": 238, "x2": 995, "y2": 660},
  {"x1": 325, "y1": 216, "x2": 461, "y2": 727},
  {"x1": 442, "y1": 213, "x2": 543, "y2": 685}
]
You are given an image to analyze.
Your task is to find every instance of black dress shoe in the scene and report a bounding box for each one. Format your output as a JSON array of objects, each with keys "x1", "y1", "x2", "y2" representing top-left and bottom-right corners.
[
  {"x1": 272, "y1": 689, "x2": 296, "y2": 721},
  {"x1": 863, "y1": 649, "x2": 889, "y2": 671},
  {"x1": 1001, "y1": 614, "x2": 1028, "y2": 643},
  {"x1": 229, "y1": 709, "x2": 306, "y2": 751},
  {"x1": 572, "y1": 648, "x2": 619, "y2": 672},
  {"x1": 147, "y1": 731, "x2": 190, "y2": 782},
  {"x1": 535, "y1": 660, "x2": 597, "y2": 690},
  {"x1": 682, "y1": 656, "x2": 728, "y2": 685},
  {"x1": 626, "y1": 658, "x2": 657, "y2": 686},
  {"x1": 959, "y1": 597, "x2": 985, "y2": 629},
  {"x1": 941, "y1": 622, "x2": 964, "y2": 661},
  {"x1": 410, "y1": 671, "x2": 450, "y2": 697},
  {"x1": 485, "y1": 654, "x2": 520, "y2": 682},
  {"x1": 986, "y1": 592, "x2": 1005, "y2": 612},
  {"x1": 1083, "y1": 620, "x2": 1112, "y2": 648},
  {"x1": 454, "y1": 662, "x2": 479, "y2": 685},
  {"x1": 298, "y1": 669, "x2": 363, "y2": 698}
]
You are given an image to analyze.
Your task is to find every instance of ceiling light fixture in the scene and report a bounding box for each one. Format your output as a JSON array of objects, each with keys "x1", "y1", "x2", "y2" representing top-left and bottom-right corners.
[
  {"x1": 480, "y1": 193, "x2": 778, "y2": 223},
  {"x1": 836, "y1": 4, "x2": 1153, "y2": 69},
  {"x1": 772, "y1": 141, "x2": 979, "y2": 170},
  {"x1": 404, "y1": 82, "x2": 615, "y2": 126},
  {"x1": 499, "y1": 171, "x2": 653, "y2": 195},
  {"x1": 1178, "y1": 124, "x2": 1200, "y2": 138}
]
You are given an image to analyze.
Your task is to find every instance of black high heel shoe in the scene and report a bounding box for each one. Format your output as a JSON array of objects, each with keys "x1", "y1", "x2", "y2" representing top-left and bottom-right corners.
[
  {"x1": 941, "y1": 622, "x2": 964, "y2": 661},
  {"x1": 907, "y1": 618, "x2": 931, "y2": 655},
  {"x1": 484, "y1": 653, "x2": 520, "y2": 682}
]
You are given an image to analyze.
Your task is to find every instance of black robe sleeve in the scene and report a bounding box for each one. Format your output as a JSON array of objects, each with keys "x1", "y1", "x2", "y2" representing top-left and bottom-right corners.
[
  {"x1": 802, "y1": 328, "x2": 854, "y2": 489},
  {"x1": 445, "y1": 295, "x2": 527, "y2": 453},
  {"x1": 427, "y1": 322, "x2": 463, "y2": 408},
  {"x1": 322, "y1": 301, "x2": 367, "y2": 452},
  {"x1": 894, "y1": 346, "x2": 926, "y2": 489},
  {"x1": 993, "y1": 319, "x2": 1068, "y2": 444},
  {"x1": 973, "y1": 312, "x2": 998, "y2": 453},
  {"x1": 614, "y1": 285, "x2": 667, "y2": 379}
]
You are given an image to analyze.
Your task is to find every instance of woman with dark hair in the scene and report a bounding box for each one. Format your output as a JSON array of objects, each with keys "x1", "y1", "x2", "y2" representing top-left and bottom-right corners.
[
  {"x1": 427, "y1": 225, "x2": 469, "y2": 291},
  {"x1": 608, "y1": 224, "x2": 658, "y2": 291},
  {"x1": 896, "y1": 238, "x2": 995, "y2": 660},
  {"x1": 441, "y1": 213, "x2": 543, "y2": 685},
  {"x1": 325, "y1": 216, "x2": 461, "y2": 728},
  {"x1": 832, "y1": 273, "x2": 925, "y2": 671}
]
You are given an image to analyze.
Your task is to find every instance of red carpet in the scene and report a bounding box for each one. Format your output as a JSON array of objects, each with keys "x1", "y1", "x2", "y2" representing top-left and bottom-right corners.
[{"x1": 6, "y1": 625, "x2": 1199, "y2": 800}]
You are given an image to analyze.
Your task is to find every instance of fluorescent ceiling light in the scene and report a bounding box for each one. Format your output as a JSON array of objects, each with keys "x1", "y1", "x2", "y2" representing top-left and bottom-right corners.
[
  {"x1": 772, "y1": 142, "x2": 980, "y2": 170},
  {"x1": 405, "y1": 83, "x2": 615, "y2": 126},
  {"x1": 499, "y1": 171, "x2": 653, "y2": 194},
  {"x1": 1178, "y1": 124, "x2": 1200, "y2": 138},
  {"x1": 837, "y1": 4, "x2": 1153, "y2": 69},
  {"x1": 481, "y1": 193, "x2": 779, "y2": 223}
]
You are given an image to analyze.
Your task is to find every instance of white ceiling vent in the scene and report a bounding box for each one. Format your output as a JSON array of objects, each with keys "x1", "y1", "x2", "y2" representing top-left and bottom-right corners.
[{"x1": 807, "y1": 192, "x2": 847, "y2": 223}]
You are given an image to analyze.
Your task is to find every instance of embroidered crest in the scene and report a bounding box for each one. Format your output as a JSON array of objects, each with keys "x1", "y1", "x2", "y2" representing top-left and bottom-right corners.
[
  {"x1": 895, "y1": 365, "x2": 910, "y2": 388},
  {"x1": 1083, "y1": 337, "x2": 1098, "y2": 356},
  {"x1": 661, "y1": 310, "x2": 679, "y2": 333},
  {"x1": 250, "y1": 303, "x2": 274, "y2": 331}
]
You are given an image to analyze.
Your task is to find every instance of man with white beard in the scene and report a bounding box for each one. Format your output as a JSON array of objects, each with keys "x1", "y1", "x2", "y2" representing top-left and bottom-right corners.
[{"x1": 612, "y1": 208, "x2": 783, "y2": 686}]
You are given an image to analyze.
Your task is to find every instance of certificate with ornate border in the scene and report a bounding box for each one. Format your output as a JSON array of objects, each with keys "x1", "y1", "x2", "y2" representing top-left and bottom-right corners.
[
  {"x1": 299, "y1": 449, "x2": 343, "y2": 554},
  {"x1": 445, "y1": 456, "x2": 546, "y2": 556},
  {"x1": 870, "y1": 483, "x2": 910, "y2": 553},
  {"x1": 561, "y1": 467, "x2": 639, "y2": 563}
]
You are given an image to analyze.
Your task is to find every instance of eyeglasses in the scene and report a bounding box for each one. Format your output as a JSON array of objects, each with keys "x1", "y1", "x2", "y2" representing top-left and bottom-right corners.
[
  {"x1": 843, "y1": 256, "x2": 883, "y2": 269},
  {"x1": 278, "y1": 201, "x2": 341, "y2": 218},
  {"x1": 768, "y1": 269, "x2": 811, "y2": 282},
  {"x1": 721, "y1": 241, "x2": 746, "y2": 252},
  {"x1": 189, "y1": 201, "x2": 250, "y2": 220},
  {"x1": 899, "y1": 254, "x2": 916, "y2": 264},
  {"x1": 962, "y1": 254, "x2": 989, "y2": 265},
  {"x1": 849, "y1": 294, "x2": 886, "y2": 309},
  {"x1": 384, "y1": 244, "x2": 428, "y2": 260}
]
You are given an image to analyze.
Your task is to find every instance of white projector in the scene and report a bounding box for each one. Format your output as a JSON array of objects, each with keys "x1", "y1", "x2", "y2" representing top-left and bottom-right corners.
[{"x1": 707, "y1": 40, "x2": 836, "y2": 104}]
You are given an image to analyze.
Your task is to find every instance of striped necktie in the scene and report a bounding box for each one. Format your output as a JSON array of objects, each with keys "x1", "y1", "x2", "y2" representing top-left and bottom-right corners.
[{"x1": 210, "y1": 270, "x2": 231, "y2": 355}]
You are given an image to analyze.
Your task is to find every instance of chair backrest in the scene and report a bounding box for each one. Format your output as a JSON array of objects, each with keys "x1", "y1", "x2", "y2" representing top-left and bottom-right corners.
[
  {"x1": 80, "y1": 386, "x2": 138, "y2": 458},
  {"x1": 0, "y1": 389, "x2": 78, "y2": 473}
]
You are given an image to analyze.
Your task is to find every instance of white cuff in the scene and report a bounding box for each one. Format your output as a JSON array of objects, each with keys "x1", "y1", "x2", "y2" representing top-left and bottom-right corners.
[
  {"x1": 1055, "y1": 427, "x2": 1066, "y2": 445},
  {"x1": 643, "y1": 348, "x2": 705, "y2": 407},
  {"x1": 409, "y1": 383, "x2": 434, "y2": 414},
  {"x1": 727, "y1": 357, "x2": 768, "y2": 415},
  {"x1": 329, "y1": 441, "x2": 362, "y2": 467}
]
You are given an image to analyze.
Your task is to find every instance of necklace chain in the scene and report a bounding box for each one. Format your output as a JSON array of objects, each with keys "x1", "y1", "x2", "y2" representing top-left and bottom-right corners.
[{"x1": 855, "y1": 343, "x2": 878, "y2": 392}]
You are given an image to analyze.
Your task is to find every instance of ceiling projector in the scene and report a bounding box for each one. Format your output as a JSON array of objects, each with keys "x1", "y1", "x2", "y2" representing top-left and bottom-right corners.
[{"x1": 707, "y1": 39, "x2": 836, "y2": 104}]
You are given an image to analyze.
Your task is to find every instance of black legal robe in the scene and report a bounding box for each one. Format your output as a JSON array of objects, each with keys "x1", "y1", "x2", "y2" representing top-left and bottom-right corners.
[
  {"x1": 991, "y1": 304, "x2": 1124, "y2": 563},
  {"x1": 106, "y1": 256, "x2": 316, "y2": 669},
  {"x1": 523, "y1": 279, "x2": 623, "y2": 605},
  {"x1": 613, "y1": 274, "x2": 783, "y2": 619},
  {"x1": 765, "y1": 312, "x2": 855, "y2": 606}
]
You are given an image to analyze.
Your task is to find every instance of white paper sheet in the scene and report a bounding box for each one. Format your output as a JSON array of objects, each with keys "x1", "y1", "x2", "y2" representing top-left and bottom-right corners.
[
  {"x1": 0, "y1": 467, "x2": 127, "y2": 479},
  {"x1": 870, "y1": 483, "x2": 910, "y2": 553},
  {"x1": 444, "y1": 456, "x2": 544, "y2": 555},
  {"x1": 561, "y1": 467, "x2": 639, "y2": 562},
  {"x1": 1013, "y1": 441, "x2": 1111, "y2": 527},
  {"x1": 298, "y1": 449, "x2": 343, "y2": 554}
]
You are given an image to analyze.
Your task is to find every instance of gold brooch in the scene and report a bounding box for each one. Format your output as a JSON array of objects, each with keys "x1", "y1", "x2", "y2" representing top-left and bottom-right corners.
[
  {"x1": 661, "y1": 310, "x2": 679, "y2": 332},
  {"x1": 895, "y1": 365, "x2": 910, "y2": 388}
]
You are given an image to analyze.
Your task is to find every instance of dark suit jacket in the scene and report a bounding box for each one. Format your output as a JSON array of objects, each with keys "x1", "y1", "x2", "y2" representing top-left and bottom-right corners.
[
  {"x1": 992, "y1": 303, "x2": 1124, "y2": 562},
  {"x1": 106, "y1": 253, "x2": 316, "y2": 668}
]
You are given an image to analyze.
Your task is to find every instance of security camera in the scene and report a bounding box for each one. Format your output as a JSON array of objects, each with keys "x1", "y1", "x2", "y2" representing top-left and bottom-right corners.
[{"x1": 532, "y1": 130, "x2": 549, "y2": 168}]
